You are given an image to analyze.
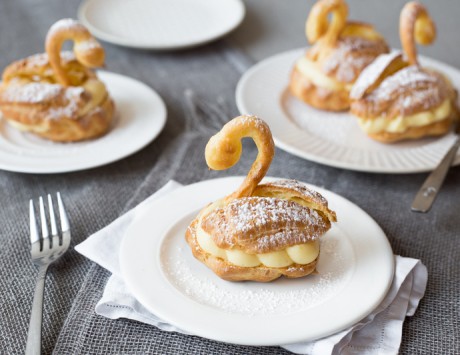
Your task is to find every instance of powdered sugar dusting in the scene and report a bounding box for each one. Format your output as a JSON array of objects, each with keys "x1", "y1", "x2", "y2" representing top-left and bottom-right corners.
[
  {"x1": 1, "y1": 82, "x2": 86, "y2": 120},
  {"x1": 162, "y1": 227, "x2": 353, "y2": 316},
  {"x1": 233, "y1": 114, "x2": 271, "y2": 136},
  {"x1": 3, "y1": 52, "x2": 77, "y2": 80},
  {"x1": 33, "y1": 51, "x2": 76, "y2": 66},
  {"x1": 321, "y1": 36, "x2": 389, "y2": 83},
  {"x1": 2, "y1": 83, "x2": 63, "y2": 103},
  {"x1": 48, "y1": 18, "x2": 80, "y2": 37},
  {"x1": 17, "y1": 53, "x2": 52, "y2": 69},
  {"x1": 365, "y1": 66, "x2": 445, "y2": 113},
  {"x1": 376, "y1": 66, "x2": 437, "y2": 95},
  {"x1": 47, "y1": 90, "x2": 85, "y2": 120},
  {"x1": 203, "y1": 197, "x2": 329, "y2": 253},
  {"x1": 350, "y1": 52, "x2": 402, "y2": 100},
  {"x1": 260, "y1": 179, "x2": 328, "y2": 206},
  {"x1": 76, "y1": 38, "x2": 102, "y2": 52}
]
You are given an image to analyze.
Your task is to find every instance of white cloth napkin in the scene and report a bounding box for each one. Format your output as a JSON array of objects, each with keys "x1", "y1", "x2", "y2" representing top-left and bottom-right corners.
[{"x1": 75, "y1": 181, "x2": 428, "y2": 355}]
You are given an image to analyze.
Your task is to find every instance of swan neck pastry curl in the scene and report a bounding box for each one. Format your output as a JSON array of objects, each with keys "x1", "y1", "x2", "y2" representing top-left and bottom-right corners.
[
  {"x1": 400, "y1": 1, "x2": 436, "y2": 66},
  {"x1": 306, "y1": 0, "x2": 348, "y2": 46},
  {"x1": 205, "y1": 115, "x2": 275, "y2": 202},
  {"x1": 45, "y1": 18, "x2": 105, "y2": 86}
]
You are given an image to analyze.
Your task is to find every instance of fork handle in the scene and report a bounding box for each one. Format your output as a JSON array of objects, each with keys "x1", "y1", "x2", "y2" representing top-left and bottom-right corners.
[
  {"x1": 25, "y1": 264, "x2": 49, "y2": 355},
  {"x1": 411, "y1": 136, "x2": 460, "y2": 213}
]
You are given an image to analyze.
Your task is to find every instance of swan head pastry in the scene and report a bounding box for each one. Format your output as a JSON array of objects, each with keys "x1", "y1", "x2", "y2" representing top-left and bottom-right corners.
[
  {"x1": 45, "y1": 18, "x2": 105, "y2": 86},
  {"x1": 205, "y1": 115, "x2": 275, "y2": 202}
]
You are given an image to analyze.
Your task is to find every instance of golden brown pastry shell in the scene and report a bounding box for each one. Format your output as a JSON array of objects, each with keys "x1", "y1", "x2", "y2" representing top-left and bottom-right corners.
[
  {"x1": 254, "y1": 180, "x2": 337, "y2": 223},
  {"x1": 289, "y1": 66, "x2": 350, "y2": 111}
]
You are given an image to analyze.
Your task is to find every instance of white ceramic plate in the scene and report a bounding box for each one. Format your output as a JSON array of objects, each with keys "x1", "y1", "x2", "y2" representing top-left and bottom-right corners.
[
  {"x1": 120, "y1": 176, "x2": 394, "y2": 346},
  {"x1": 78, "y1": 0, "x2": 245, "y2": 50},
  {"x1": 0, "y1": 71, "x2": 166, "y2": 173},
  {"x1": 236, "y1": 48, "x2": 460, "y2": 173}
]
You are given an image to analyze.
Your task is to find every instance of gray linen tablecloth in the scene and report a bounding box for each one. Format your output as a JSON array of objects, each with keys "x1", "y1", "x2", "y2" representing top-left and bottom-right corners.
[{"x1": 0, "y1": 0, "x2": 459, "y2": 354}]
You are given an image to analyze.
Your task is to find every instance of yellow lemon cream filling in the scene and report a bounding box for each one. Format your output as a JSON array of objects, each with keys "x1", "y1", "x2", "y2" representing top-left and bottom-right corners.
[
  {"x1": 295, "y1": 56, "x2": 352, "y2": 91},
  {"x1": 357, "y1": 99, "x2": 451, "y2": 134},
  {"x1": 196, "y1": 224, "x2": 320, "y2": 268}
]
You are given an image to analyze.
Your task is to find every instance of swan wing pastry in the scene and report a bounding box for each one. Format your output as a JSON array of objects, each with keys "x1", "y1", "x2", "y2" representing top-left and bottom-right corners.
[
  {"x1": 0, "y1": 19, "x2": 114, "y2": 142},
  {"x1": 350, "y1": 2, "x2": 459, "y2": 143},
  {"x1": 289, "y1": 0, "x2": 389, "y2": 111},
  {"x1": 185, "y1": 115, "x2": 337, "y2": 282}
]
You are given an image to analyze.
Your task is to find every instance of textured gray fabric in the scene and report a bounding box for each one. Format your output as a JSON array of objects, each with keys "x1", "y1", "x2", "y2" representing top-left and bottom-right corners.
[{"x1": 0, "y1": 1, "x2": 459, "y2": 354}]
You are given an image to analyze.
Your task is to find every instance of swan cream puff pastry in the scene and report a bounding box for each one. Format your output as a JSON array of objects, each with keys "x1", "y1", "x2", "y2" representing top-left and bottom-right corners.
[
  {"x1": 350, "y1": 2, "x2": 459, "y2": 143},
  {"x1": 0, "y1": 19, "x2": 114, "y2": 142},
  {"x1": 185, "y1": 115, "x2": 337, "y2": 282},
  {"x1": 289, "y1": 0, "x2": 389, "y2": 111}
]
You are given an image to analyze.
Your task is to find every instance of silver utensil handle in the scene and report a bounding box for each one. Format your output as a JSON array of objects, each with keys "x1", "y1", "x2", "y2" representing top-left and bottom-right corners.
[
  {"x1": 411, "y1": 137, "x2": 460, "y2": 213},
  {"x1": 25, "y1": 265, "x2": 48, "y2": 355}
]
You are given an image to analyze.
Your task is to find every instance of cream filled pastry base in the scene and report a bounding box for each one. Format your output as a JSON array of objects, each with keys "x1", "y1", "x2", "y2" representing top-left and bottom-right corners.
[
  {"x1": 295, "y1": 56, "x2": 353, "y2": 92},
  {"x1": 4, "y1": 78, "x2": 108, "y2": 133},
  {"x1": 357, "y1": 99, "x2": 451, "y2": 134},
  {"x1": 195, "y1": 195, "x2": 322, "y2": 269}
]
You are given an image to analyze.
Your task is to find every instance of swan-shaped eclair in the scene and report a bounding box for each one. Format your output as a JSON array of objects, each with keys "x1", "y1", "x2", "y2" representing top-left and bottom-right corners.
[
  {"x1": 185, "y1": 115, "x2": 337, "y2": 282},
  {"x1": 349, "y1": 1, "x2": 458, "y2": 143},
  {"x1": 289, "y1": 0, "x2": 389, "y2": 111},
  {"x1": 0, "y1": 19, "x2": 114, "y2": 142}
]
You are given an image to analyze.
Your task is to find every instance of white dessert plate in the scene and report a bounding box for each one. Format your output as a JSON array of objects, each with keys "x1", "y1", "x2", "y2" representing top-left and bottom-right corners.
[
  {"x1": 0, "y1": 71, "x2": 166, "y2": 173},
  {"x1": 236, "y1": 48, "x2": 460, "y2": 173},
  {"x1": 78, "y1": 0, "x2": 245, "y2": 50},
  {"x1": 120, "y1": 176, "x2": 394, "y2": 346}
]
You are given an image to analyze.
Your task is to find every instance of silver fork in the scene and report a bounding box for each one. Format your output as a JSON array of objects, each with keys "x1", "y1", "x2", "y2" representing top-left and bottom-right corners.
[{"x1": 26, "y1": 193, "x2": 71, "y2": 355}]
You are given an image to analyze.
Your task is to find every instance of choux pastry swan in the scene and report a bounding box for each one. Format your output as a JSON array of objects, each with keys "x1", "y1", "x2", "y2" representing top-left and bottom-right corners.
[
  {"x1": 0, "y1": 19, "x2": 114, "y2": 142},
  {"x1": 349, "y1": 1, "x2": 459, "y2": 143},
  {"x1": 185, "y1": 115, "x2": 337, "y2": 282},
  {"x1": 289, "y1": 0, "x2": 389, "y2": 111}
]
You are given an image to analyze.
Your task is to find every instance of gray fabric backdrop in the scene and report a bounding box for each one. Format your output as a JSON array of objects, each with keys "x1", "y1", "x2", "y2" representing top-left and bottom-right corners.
[{"x1": 0, "y1": 1, "x2": 459, "y2": 354}]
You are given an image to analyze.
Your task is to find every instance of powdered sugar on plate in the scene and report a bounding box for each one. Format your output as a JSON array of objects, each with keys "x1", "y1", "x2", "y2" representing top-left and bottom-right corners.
[{"x1": 160, "y1": 215, "x2": 354, "y2": 316}]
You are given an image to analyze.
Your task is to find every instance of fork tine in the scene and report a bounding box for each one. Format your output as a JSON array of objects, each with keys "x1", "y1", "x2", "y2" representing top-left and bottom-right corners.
[
  {"x1": 57, "y1": 192, "x2": 69, "y2": 233},
  {"x1": 48, "y1": 194, "x2": 58, "y2": 237},
  {"x1": 39, "y1": 197, "x2": 49, "y2": 240},
  {"x1": 29, "y1": 200, "x2": 40, "y2": 244}
]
